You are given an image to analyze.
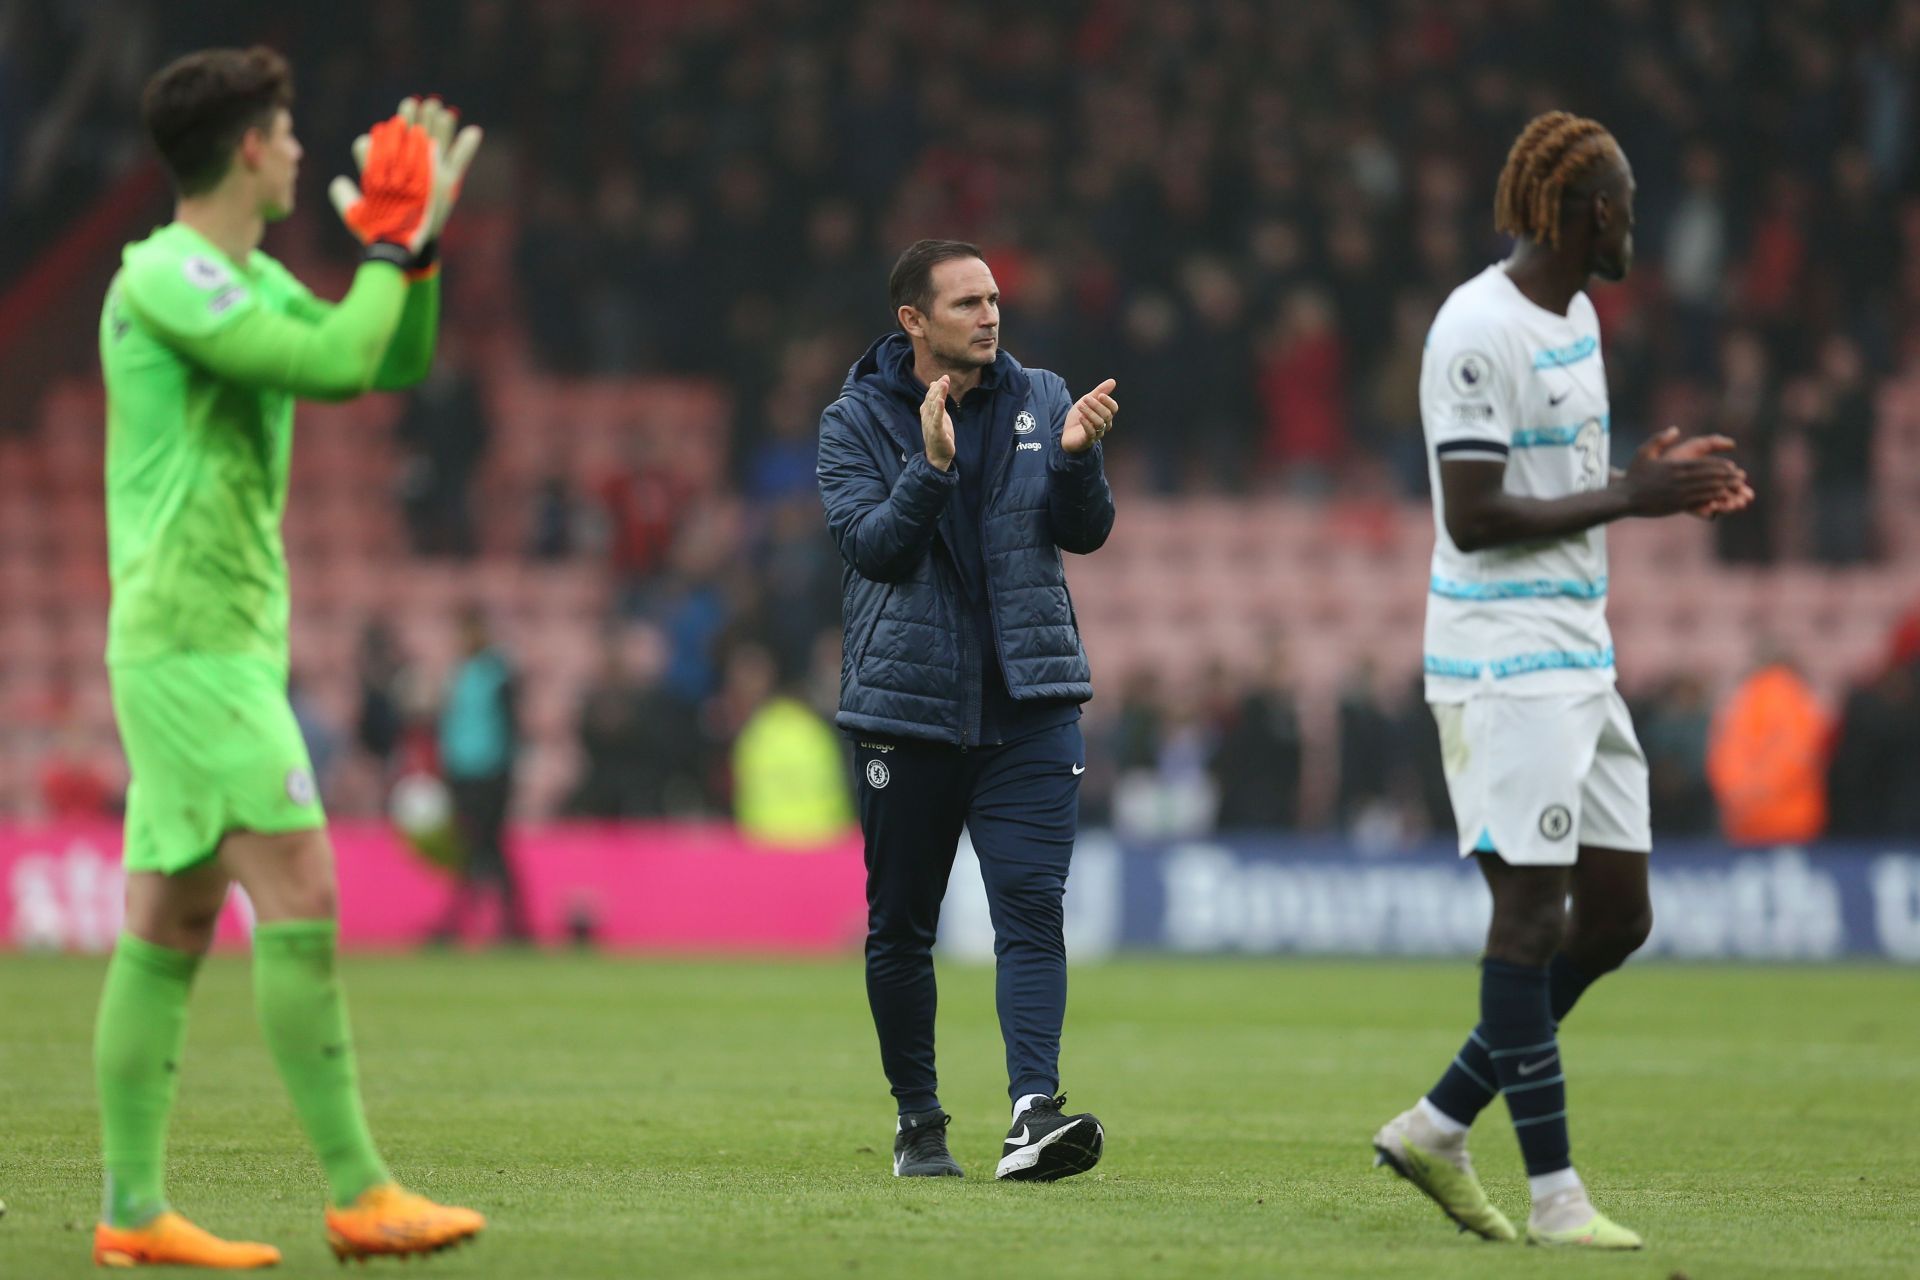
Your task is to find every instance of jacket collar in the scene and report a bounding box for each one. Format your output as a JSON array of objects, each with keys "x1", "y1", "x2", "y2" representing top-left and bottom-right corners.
[{"x1": 841, "y1": 332, "x2": 1030, "y2": 458}]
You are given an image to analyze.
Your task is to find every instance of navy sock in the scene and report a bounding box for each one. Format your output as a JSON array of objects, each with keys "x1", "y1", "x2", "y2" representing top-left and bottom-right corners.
[
  {"x1": 1425, "y1": 1026, "x2": 1500, "y2": 1124},
  {"x1": 1426, "y1": 952, "x2": 1595, "y2": 1126},
  {"x1": 1480, "y1": 958, "x2": 1570, "y2": 1175}
]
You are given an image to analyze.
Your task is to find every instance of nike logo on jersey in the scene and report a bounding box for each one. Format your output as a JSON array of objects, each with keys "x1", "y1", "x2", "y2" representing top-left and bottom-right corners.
[
  {"x1": 1547, "y1": 389, "x2": 1571, "y2": 406},
  {"x1": 1071, "y1": 764, "x2": 1086, "y2": 775},
  {"x1": 1516, "y1": 1054, "x2": 1559, "y2": 1076},
  {"x1": 1006, "y1": 1126, "x2": 1031, "y2": 1147}
]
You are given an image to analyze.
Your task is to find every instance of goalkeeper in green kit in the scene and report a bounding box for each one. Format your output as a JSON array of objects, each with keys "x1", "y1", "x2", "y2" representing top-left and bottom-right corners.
[{"x1": 91, "y1": 47, "x2": 485, "y2": 1268}]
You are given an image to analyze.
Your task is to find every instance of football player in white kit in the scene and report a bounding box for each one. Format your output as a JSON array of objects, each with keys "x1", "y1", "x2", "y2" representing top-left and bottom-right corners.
[{"x1": 1370, "y1": 112, "x2": 1752, "y2": 1249}]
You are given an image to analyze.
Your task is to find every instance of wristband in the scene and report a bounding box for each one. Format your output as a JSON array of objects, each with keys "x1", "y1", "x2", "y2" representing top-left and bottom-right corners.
[
  {"x1": 405, "y1": 238, "x2": 439, "y2": 281},
  {"x1": 363, "y1": 242, "x2": 412, "y2": 268}
]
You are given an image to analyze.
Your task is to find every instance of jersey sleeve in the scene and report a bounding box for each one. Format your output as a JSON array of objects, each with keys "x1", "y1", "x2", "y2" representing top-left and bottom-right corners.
[
  {"x1": 249, "y1": 252, "x2": 333, "y2": 325},
  {"x1": 249, "y1": 251, "x2": 439, "y2": 390},
  {"x1": 117, "y1": 246, "x2": 266, "y2": 340},
  {"x1": 121, "y1": 256, "x2": 410, "y2": 402},
  {"x1": 372, "y1": 273, "x2": 440, "y2": 390},
  {"x1": 1421, "y1": 318, "x2": 1518, "y2": 465}
]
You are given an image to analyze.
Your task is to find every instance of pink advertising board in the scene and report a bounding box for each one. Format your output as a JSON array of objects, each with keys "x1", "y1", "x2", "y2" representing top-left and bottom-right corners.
[{"x1": 1, "y1": 821, "x2": 870, "y2": 952}]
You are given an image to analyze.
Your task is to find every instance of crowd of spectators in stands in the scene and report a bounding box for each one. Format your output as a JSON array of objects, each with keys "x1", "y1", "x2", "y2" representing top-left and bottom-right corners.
[
  {"x1": 8, "y1": 1, "x2": 1920, "y2": 839},
  {"x1": 10, "y1": 2, "x2": 1920, "y2": 543},
  {"x1": 483, "y1": 0, "x2": 1916, "y2": 568},
  {"x1": 323, "y1": 605, "x2": 1920, "y2": 842}
]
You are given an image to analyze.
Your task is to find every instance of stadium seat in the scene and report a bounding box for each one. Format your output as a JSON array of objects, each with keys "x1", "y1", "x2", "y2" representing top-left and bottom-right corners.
[{"x1": 13, "y1": 363, "x2": 1920, "y2": 820}]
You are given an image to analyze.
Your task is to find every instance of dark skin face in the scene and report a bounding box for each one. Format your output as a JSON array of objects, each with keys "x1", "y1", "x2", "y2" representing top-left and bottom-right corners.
[
  {"x1": 1504, "y1": 154, "x2": 1635, "y2": 315},
  {"x1": 1585, "y1": 160, "x2": 1635, "y2": 282}
]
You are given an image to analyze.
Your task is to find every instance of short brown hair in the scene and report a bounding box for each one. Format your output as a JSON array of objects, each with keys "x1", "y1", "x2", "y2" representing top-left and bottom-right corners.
[
  {"x1": 142, "y1": 46, "x2": 294, "y2": 196},
  {"x1": 888, "y1": 239, "x2": 983, "y2": 319}
]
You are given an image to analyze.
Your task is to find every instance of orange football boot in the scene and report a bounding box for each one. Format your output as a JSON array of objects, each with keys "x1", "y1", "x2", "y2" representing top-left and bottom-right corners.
[
  {"x1": 323, "y1": 1185, "x2": 485, "y2": 1261},
  {"x1": 93, "y1": 1212, "x2": 281, "y2": 1268}
]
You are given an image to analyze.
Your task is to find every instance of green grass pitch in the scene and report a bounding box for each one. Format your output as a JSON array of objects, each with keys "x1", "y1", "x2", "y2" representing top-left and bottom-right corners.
[{"x1": 2, "y1": 953, "x2": 1915, "y2": 1277}]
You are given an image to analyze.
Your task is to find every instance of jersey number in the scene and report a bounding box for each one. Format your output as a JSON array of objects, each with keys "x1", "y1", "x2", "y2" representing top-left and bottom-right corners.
[{"x1": 1572, "y1": 418, "x2": 1606, "y2": 491}]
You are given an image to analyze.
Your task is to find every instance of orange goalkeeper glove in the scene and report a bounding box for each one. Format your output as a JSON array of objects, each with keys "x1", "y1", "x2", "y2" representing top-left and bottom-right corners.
[
  {"x1": 328, "y1": 114, "x2": 436, "y2": 267},
  {"x1": 395, "y1": 97, "x2": 483, "y2": 279},
  {"x1": 413, "y1": 97, "x2": 483, "y2": 246},
  {"x1": 336, "y1": 99, "x2": 482, "y2": 278}
]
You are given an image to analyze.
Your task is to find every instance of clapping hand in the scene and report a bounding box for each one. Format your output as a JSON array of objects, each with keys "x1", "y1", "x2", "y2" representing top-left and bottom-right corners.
[
  {"x1": 1642, "y1": 427, "x2": 1755, "y2": 518},
  {"x1": 1061, "y1": 378, "x2": 1119, "y2": 454},
  {"x1": 922, "y1": 375, "x2": 956, "y2": 471}
]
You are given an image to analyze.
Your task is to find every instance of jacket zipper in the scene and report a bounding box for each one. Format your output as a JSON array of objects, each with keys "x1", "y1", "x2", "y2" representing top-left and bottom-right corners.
[
  {"x1": 981, "y1": 395, "x2": 1019, "y2": 715},
  {"x1": 948, "y1": 543, "x2": 981, "y2": 749}
]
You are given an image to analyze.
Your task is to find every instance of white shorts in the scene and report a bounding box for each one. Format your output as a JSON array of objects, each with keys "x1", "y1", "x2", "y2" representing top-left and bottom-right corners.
[{"x1": 1430, "y1": 689, "x2": 1651, "y2": 866}]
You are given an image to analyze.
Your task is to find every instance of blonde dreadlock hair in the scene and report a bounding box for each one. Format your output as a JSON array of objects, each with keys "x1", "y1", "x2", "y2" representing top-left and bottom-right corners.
[{"x1": 1493, "y1": 112, "x2": 1624, "y2": 248}]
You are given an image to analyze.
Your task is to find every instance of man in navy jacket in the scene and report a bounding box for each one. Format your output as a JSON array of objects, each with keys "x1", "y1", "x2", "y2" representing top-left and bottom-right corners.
[{"x1": 817, "y1": 239, "x2": 1118, "y2": 1182}]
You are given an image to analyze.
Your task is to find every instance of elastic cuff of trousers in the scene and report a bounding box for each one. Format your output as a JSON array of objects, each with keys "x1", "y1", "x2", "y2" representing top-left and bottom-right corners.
[{"x1": 115, "y1": 932, "x2": 202, "y2": 980}]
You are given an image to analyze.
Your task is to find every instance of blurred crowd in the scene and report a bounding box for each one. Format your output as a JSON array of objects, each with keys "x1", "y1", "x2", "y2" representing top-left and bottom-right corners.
[
  {"x1": 283, "y1": 604, "x2": 1920, "y2": 843},
  {"x1": 33, "y1": 601, "x2": 1920, "y2": 843},
  {"x1": 8, "y1": 1, "x2": 1920, "y2": 840},
  {"x1": 1085, "y1": 623, "x2": 1920, "y2": 843},
  {"x1": 9, "y1": 2, "x2": 1920, "y2": 537}
]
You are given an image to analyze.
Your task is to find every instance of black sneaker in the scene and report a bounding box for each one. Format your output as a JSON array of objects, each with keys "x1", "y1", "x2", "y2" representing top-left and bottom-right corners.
[
  {"x1": 893, "y1": 1109, "x2": 963, "y2": 1177},
  {"x1": 994, "y1": 1093, "x2": 1104, "y2": 1181}
]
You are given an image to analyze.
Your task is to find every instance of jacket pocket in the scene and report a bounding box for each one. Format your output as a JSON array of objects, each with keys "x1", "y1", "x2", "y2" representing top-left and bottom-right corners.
[{"x1": 854, "y1": 584, "x2": 891, "y2": 670}]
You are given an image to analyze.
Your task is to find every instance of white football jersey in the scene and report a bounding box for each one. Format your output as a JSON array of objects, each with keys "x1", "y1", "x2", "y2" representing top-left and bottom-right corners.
[{"x1": 1421, "y1": 263, "x2": 1615, "y2": 701}]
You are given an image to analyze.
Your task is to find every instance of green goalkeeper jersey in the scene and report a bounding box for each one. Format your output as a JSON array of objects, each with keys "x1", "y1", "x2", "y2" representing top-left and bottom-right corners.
[{"x1": 99, "y1": 223, "x2": 437, "y2": 667}]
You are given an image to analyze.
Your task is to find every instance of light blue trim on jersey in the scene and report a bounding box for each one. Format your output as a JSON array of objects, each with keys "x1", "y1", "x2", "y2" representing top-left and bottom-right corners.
[
  {"x1": 1424, "y1": 646, "x2": 1616, "y2": 680},
  {"x1": 1472, "y1": 827, "x2": 1497, "y2": 853},
  {"x1": 1430, "y1": 574, "x2": 1608, "y2": 601},
  {"x1": 1532, "y1": 335, "x2": 1597, "y2": 369},
  {"x1": 1511, "y1": 412, "x2": 1609, "y2": 449},
  {"x1": 1511, "y1": 424, "x2": 1582, "y2": 447}
]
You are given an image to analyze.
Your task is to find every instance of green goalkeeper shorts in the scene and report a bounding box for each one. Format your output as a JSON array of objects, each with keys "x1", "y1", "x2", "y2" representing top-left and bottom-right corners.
[{"x1": 110, "y1": 653, "x2": 325, "y2": 875}]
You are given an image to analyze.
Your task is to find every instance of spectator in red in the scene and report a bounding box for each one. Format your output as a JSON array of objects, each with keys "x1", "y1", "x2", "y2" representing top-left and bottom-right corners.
[
  {"x1": 38, "y1": 728, "x2": 116, "y2": 819},
  {"x1": 1738, "y1": 171, "x2": 1809, "y2": 323},
  {"x1": 1257, "y1": 287, "x2": 1347, "y2": 490},
  {"x1": 1826, "y1": 606, "x2": 1920, "y2": 837},
  {"x1": 595, "y1": 433, "x2": 689, "y2": 589}
]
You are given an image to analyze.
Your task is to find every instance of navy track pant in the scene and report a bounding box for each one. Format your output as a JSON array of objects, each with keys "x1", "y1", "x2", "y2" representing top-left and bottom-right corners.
[{"x1": 854, "y1": 721, "x2": 1083, "y2": 1114}]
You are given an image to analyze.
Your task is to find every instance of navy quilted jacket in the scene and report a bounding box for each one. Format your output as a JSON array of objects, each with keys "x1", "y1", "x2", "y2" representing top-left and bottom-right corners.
[{"x1": 816, "y1": 333, "x2": 1115, "y2": 745}]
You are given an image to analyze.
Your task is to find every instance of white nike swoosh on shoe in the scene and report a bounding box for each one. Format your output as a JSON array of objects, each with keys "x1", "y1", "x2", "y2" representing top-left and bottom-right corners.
[
  {"x1": 995, "y1": 1117, "x2": 1089, "y2": 1178},
  {"x1": 1516, "y1": 1055, "x2": 1559, "y2": 1076},
  {"x1": 1005, "y1": 1125, "x2": 1030, "y2": 1147}
]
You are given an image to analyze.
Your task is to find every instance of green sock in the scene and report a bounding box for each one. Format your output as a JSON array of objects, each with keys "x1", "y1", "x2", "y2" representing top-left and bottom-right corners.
[
  {"x1": 253, "y1": 920, "x2": 390, "y2": 1205},
  {"x1": 95, "y1": 932, "x2": 201, "y2": 1228}
]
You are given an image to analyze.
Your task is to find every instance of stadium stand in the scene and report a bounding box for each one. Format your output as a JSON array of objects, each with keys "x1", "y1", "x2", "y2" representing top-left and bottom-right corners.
[
  {"x1": 4, "y1": 0, "x2": 1919, "y2": 839},
  {"x1": 3, "y1": 374, "x2": 1916, "y2": 823}
]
